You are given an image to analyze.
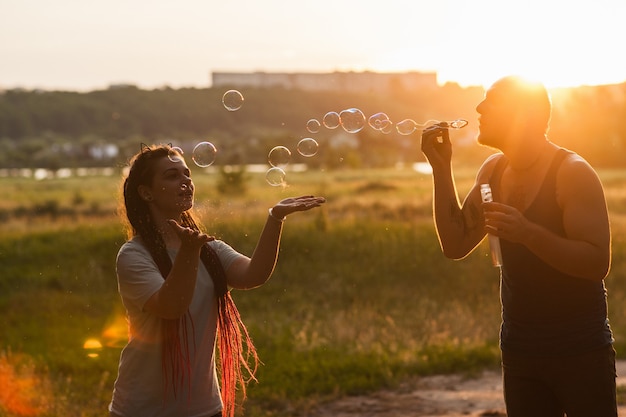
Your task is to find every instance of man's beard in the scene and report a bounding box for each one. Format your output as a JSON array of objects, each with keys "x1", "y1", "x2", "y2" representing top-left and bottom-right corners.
[{"x1": 476, "y1": 131, "x2": 502, "y2": 151}]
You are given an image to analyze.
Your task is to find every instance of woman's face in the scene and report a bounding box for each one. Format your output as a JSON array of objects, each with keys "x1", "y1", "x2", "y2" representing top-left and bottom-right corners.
[{"x1": 140, "y1": 156, "x2": 195, "y2": 218}]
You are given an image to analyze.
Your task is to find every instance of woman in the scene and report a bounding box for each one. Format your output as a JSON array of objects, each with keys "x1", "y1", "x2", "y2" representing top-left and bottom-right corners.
[{"x1": 109, "y1": 144, "x2": 325, "y2": 417}]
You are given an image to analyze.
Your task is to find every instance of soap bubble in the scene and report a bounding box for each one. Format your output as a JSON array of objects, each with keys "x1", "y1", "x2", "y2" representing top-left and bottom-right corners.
[
  {"x1": 380, "y1": 120, "x2": 394, "y2": 134},
  {"x1": 323, "y1": 111, "x2": 341, "y2": 129},
  {"x1": 306, "y1": 119, "x2": 321, "y2": 133},
  {"x1": 368, "y1": 112, "x2": 391, "y2": 131},
  {"x1": 297, "y1": 138, "x2": 319, "y2": 157},
  {"x1": 339, "y1": 108, "x2": 366, "y2": 133},
  {"x1": 192, "y1": 141, "x2": 217, "y2": 167},
  {"x1": 168, "y1": 146, "x2": 185, "y2": 163},
  {"x1": 268, "y1": 146, "x2": 291, "y2": 167},
  {"x1": 448, "y1": 119, "x2": 469, "y2": 129},
  {"x1": 222, "y1": 90, "x2": 244, "y2": 111},
  {"x1": 266, "y1": 167, "x2": 286, "y2": 186},
  {"x1": 396, "y1": 119, "x2": 421, "y2": 135}
]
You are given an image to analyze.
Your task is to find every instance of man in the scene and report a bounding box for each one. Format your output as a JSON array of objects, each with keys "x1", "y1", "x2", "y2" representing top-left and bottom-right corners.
[{"x1": 421, "y1": 75, "x2": 616, "y2": 416}]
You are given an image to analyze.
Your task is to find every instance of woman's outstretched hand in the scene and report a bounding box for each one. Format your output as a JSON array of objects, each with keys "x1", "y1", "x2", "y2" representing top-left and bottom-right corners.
[
  {"x1": 167, "y1": 219, "x2": 214, "y2": 249},
  {"x1": 270, "y1": 195, "x2": 326, "y2": 220}
]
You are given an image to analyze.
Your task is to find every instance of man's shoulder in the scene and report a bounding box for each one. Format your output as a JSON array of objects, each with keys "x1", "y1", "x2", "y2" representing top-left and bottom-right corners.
[
  {"x1": 556, "y1": 148, "x2": 595, "y2": 175},
  {"x1": 476, "y1": 152, "x2": 505, "y2": 181},
  {"x1": 554, "y1": 148, "x2": 605, "y2": 202}
]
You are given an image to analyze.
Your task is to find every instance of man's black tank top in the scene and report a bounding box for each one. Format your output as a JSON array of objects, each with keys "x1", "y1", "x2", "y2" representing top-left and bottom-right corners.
[{"x1": 489, "y1": 149, "x2": 613, "y2": 356}]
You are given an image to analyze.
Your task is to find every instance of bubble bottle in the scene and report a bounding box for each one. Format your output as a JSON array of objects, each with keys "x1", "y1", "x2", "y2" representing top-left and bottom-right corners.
[{"x1": 480, "y1": 184, "x2": 503, "y2": 267}]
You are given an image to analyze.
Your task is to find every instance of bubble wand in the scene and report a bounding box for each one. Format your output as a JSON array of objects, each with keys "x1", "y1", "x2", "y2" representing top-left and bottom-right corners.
[{"x1": 395, "y1": 118, "x2": 468, "y2": 136}]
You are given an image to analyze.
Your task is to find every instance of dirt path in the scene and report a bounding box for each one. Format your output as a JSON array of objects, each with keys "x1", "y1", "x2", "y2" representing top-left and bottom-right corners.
[{"x1": 304, "y1": 360, "x2": 626, "y2": 417}]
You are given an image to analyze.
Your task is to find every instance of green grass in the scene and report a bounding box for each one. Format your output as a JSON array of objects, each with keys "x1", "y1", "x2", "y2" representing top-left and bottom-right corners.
[
  {"x1": 2, "y1": 167, "x2": 626, "y2": 416},
  {"x1": 233, "y1": 221, "x2": 502, "y2": 412}
]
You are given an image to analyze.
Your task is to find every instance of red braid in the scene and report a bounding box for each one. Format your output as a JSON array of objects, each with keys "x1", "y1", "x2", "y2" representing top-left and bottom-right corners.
[
  {"x1": 147, "y1": 218, "x2": 259, "y2": 415},
  {"x1": 201, "y1": 244, "x2": 259, "y2": 417}
]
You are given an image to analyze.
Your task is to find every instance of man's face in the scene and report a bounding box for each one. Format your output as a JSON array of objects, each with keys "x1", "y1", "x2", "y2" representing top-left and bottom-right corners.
[
  {"x1": 475, "y1": 77, "x2": 550, "y2": 150},
  {"x1": 475, "y1": 82, "x2": 516, "y2": 149}
]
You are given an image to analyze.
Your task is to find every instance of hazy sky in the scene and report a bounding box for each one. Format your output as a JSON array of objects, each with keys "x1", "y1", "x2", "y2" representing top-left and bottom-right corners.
[{"x1": 2, "y1": 0, "x2": 625, "y2": 91}]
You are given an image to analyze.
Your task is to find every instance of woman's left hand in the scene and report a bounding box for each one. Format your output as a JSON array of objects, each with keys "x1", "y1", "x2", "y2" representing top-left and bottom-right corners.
[{"x1": 271, "y1": 195, "x2": 326, "y2": 219}]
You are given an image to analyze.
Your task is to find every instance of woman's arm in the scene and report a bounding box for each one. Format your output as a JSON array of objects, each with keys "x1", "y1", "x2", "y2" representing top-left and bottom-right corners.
[
  {"x1": 227, "y1": 195, "x2": 325, "y2": 289},
  {"x1": 143, "y1": 220, "x2": 213, "y2": 319}
]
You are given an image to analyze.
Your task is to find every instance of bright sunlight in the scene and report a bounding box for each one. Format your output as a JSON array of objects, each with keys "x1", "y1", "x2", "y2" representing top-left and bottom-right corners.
[
  {"x1": 2, "y1": 0, "x2": 625, "y2": 91},
  {"x1": 371, "y1": 1, "x2": 626, "y2": 89}
]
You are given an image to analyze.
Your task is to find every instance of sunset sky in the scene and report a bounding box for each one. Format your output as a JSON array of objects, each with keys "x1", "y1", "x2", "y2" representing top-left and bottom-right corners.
[{"x1": 2, "y1": 0, "x2": 625, "y2": 91}]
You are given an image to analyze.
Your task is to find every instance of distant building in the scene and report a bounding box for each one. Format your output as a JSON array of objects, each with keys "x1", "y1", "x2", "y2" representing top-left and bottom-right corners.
[
  {"x1": 108, "y1": 83, "x2": 138, "y2": 90},
  {"x1": 211, "y1": 71, "x2": 438, "y2": 93}
]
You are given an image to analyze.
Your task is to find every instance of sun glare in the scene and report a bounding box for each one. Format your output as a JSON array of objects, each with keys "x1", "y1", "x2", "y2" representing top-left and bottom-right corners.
[
  {"x1": 0, "y1": 352, "x2": 52, "y2": 416},
  {"x1": 442, "y1": 63, "x2": 621, "y2": 91},
  {"x1": 374, "y1": 49, "x2": 620, "y2": 91},
  {"x1": 407, "y1": 1, "x2": 626, "y2": 90},
  {"x1": 101, "y1": 311, "x2": 130, "y2": 348},
  {"x1": 494, "y1": 69, "x2": 600, "y2": 90},
  {"x1": 83, "y1": 338, "x2": 103, "y2": 359}
]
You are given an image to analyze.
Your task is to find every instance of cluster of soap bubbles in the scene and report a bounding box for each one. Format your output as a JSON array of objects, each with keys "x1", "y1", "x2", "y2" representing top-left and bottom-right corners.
[
  {"x1": 168, "y1": 90, "x2": 243, "y2": 168},
  {"x1": 178, "y1": 89, "x2": 468, "y2": 187},
  {"x1": 305, "y1": 109, "x2": 366, "y2": 134},
  {"x1": 266, "y1": 137, "x2": 320, "y2": 187},
  {"x1": 168, "y1": 141, "x2": 218, "y2": 168},
  {"x1": 176, "y1": 89, "x2": 321, "y2": 187},
  {"x1": 305, "y1": 108, "x2": 468, "y2": 136},
  {"x1": 283, "y1": 108, "x2": 467, "y2": 186}
]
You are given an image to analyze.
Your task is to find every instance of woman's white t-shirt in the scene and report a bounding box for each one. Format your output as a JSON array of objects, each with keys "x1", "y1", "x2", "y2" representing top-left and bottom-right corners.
[{"x1": 109, "y1": 236, "x2": 244, "y2": 417}]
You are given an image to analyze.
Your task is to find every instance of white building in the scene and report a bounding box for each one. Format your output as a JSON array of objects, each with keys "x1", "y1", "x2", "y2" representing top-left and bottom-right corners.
[{"x1": 211, "y1": 71, "x2": 438, "y2": 93}]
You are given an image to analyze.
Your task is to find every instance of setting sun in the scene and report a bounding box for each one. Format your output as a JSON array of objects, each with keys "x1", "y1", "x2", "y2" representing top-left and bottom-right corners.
[{"x1": 366, "y1": 1, "x2": 626, "y2": 89}]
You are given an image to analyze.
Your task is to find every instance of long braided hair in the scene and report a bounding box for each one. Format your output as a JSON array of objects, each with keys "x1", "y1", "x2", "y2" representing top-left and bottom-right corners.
[{"x1": 120, "y1": 144, "x2": 258, "y2": 417}]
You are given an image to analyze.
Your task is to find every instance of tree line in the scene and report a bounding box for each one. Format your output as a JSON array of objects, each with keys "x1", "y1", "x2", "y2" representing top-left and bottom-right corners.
[{"x1": 0, "y1": 82, "x2": 624, "y2": 170}]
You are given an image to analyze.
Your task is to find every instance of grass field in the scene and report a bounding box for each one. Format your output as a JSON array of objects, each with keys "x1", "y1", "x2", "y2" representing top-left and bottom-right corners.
[{"x1": 2, "y1": 165, "x2": 626, "y2": 416}]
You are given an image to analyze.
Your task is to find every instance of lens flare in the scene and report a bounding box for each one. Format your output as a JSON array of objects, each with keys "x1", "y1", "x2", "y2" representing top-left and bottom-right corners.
[
  {"x1": 83, "y1": 338, "x2": 103, "y2": 358},
  {"x1": 0, "y1": 351, "x2": 53, "y2": 416}
]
